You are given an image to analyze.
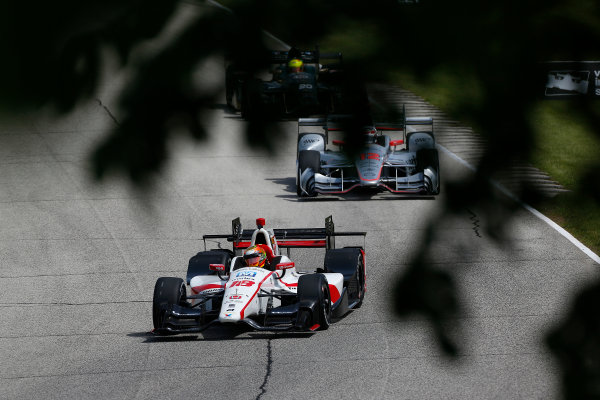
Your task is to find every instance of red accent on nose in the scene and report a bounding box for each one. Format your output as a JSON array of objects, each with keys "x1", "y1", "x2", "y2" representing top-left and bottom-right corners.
[{"x1": 256, "y1": 218, "x2": 266, "y2": 227}]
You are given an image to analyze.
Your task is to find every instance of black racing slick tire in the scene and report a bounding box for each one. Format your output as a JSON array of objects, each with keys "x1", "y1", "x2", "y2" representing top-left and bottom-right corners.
[
  {"x1": 241, "y1": 78, "x2": 262, "y2": 120},
  {"x1": 152, "y1": 277, "x2": 187, "y2": 331},
  {"x1": 186, "y1": 249, "x2": 233, "y2": 284},
  {"x1": 296, "y1": 167, "x2": 302, "y2": 196},
  {"x1": 225, "y1": 65, "x2": 234, "y2": 109},
  {"x1": 297, "y1": 150, "x2": 320, "y2": 197},
  {"x1": 351, "y1": 253, "x2": 366, "y2": 308},
  {"x1": 324, "y1": 248, "x2": 366, "y2": 308},
  {"x1": 296, "y1": 274, "x2": 331, "y2": 330},
  {"x1": 416, "y1": 149, "x2": 440, "y2": 195},
  {"x1": 299, "y1": 150, "x2": 320, "y2": 171}
]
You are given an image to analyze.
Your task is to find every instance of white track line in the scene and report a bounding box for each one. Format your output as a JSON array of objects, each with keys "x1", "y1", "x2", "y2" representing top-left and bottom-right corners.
[{"x1": 438, "y1": 144, "x2": 600, "y2": 264}]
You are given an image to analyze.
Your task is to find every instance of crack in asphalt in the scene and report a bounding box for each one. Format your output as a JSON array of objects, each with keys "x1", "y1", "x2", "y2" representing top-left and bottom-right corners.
[
  {"x1": 256, "y1": 339, "x2": 273, "y2": 400},
  {"x1": 95, "y1": 98, "x2": 120, "y2": 126}
]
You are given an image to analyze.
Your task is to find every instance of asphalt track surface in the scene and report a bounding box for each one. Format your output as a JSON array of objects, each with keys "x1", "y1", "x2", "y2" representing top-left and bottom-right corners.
[{"x1": 1, "y1": 2, "x2": 599, "y2": 399}]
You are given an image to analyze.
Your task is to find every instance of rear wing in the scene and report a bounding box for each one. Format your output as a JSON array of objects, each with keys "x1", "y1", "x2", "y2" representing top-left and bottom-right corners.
[
  {"x1": 202, "y1": 216, "x2": 366, "y2": 251},
  {"x1": 298, "y1": 105, "x2": 434, "y2": 136},
  {"x1": 269, "y1": 49, "x2": 343, "y2": 65}
]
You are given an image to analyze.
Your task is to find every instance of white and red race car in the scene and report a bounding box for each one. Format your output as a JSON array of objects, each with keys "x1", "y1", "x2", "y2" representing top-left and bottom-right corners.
[{"x1": 152, "y1": 216, "x2": 366, "y2": 334}]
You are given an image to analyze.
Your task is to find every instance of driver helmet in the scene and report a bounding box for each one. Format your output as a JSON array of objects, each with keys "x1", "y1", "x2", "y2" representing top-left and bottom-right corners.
[
  {"x1": 288, "y1": 58, "x2": 303, "y2": 73},
  {"x1": 363, "y1": 127, "x2": 378, "y2": 143},
  {"x1": 243, "y1": 245, "x2": 267, "y2": 268}
]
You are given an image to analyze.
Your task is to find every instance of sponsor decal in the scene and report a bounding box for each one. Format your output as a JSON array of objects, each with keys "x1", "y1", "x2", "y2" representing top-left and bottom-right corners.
[
  {"x1": 541, "y1": 62, "x2": 600, "y2": 98},
  {"x1": 230, "y1": 280, "x2": 254, "y2": 287},
  {"x1": 192, "y1": 283, "x2": 225, "y2": 293},
  {"x1": 202, "y1": 288, "x2": 223, "y2": 294},
  {"x1": 225, "y1": 313, "x2": 232, "y2": 317},
  {"x1": 236, "y1": 271, "x2": 257, "y2": 278},
  {"x1": 229, "y1": 295, "x2": 242, "y2": 300}
]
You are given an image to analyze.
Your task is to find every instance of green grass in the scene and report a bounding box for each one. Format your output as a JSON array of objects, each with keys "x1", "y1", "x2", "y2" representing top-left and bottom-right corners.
[
  {"x1": 529, "y1": 101, "x2": 600, "y2": 254},
  {"x1": 529, "y1": 101, "x2": 599, "y2": 189},
  {"x1": 396, "y1": 74, "x2": 600, "y2": 255},
  {"x1": 389, "y1": 68, "x2": 485, "y2": 131}
]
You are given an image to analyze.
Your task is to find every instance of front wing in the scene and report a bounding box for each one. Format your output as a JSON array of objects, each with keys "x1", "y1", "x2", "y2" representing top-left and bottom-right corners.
[
  {"x1": 153, "y1": 287, "x2": 355, "y2": 334},
  {"x1": 301, "y1": 162, "x2": 432, "y2": 195}
]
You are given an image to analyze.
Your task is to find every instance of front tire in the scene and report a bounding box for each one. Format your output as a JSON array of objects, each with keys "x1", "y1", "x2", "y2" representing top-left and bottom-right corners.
[
  {"x1": 152, "y1": 277, "x2": 187, "y2": 331},
  {"x1": 297, "y1": 150, "x2": 320, "y2": 197},
  {"x1": 296, "y1": 274, "x2": 331, "y2": 330},
  {"x1": 417, "y1": 149, "x2": 440, "y2": 195}
]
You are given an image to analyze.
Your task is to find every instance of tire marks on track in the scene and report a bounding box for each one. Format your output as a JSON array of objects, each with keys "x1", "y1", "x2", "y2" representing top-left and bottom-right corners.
[{"x1": 467, "y1": 209, "x2": 482, "y2": 238}]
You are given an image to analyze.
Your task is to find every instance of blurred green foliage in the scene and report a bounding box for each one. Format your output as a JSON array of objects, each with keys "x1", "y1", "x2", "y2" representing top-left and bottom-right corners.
[{"x1": 1, "y1": 1, "x2": 599, "y2": 397}]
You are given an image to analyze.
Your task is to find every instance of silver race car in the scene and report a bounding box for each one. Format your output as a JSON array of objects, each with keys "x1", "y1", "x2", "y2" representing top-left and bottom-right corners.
[{"x1": 296, "y1": 110, "x2": 440, "y2": 196}]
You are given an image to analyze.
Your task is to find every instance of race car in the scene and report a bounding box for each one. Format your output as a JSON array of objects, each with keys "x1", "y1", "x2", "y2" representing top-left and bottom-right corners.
[
  {"x1": 152, "y1": 216, "x2": 366, "y2": 334},
  {"x1": 225, "y1": 48, "x2": 348, "y2": 119},
  {"x1": 296, "y1": 108, "x2": 440, "y2": 196}
]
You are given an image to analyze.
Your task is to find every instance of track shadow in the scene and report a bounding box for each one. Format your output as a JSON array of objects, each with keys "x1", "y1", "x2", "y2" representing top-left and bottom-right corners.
[
  {"x1": 265, "y1": 177, "x2": 296, "y2": 193},
  {"x1": 210, "y1": 103, "x2": 238, "y2": 115},
  {"x1": 129, "y1": 326, "x2": 316, "y2": 343}
]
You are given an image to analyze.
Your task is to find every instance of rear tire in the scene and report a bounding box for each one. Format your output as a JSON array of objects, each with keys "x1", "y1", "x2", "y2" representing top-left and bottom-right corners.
[
  {"x1": 352, "y1": 254, "x2": 366, "y2": 308},
  {"x1": 296, "y1": 274, "x2": 331, "y2": 330},
  {"x1": 152, "y1": 277, "x2": 187, "y2": 331},
  {"x1": 324, "y1": 248, "x2": 366, "y2": 308},
  {"x1": 241, "y1": 79, "x2": 262, "y2": 120},
  {"x1": 187, "y1": 250, "x2": 233, "y2": 284},
  {"x1": 225, "y1": 66, "x2": 235, "y2": 109}
]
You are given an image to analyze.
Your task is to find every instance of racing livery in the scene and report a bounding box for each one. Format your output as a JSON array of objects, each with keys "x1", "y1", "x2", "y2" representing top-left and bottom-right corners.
[
  {"x1": 152, "y1": 217, "x2": 366, "y2": 334},
  {"x1": 296, "y1": 108, "x2": 440, "y2": 196}
]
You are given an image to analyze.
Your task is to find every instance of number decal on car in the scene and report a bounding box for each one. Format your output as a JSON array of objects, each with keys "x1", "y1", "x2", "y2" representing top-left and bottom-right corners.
[
  {"x1": 230, "y1": 280, "x2": 254, "y2": 287},
  {"x1": 360, "y1": 153, "x2": 380, "y2": 161}
]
